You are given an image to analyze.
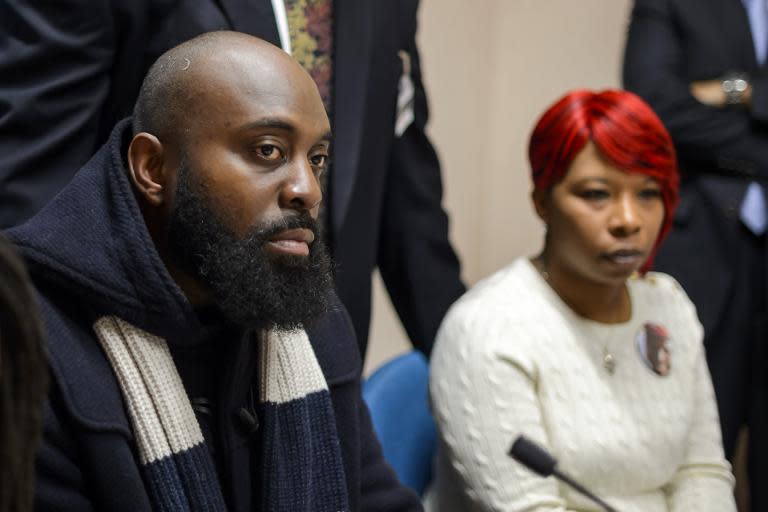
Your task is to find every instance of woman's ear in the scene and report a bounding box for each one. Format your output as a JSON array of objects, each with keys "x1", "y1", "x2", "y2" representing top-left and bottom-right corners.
[
  {"x1": 128, "y1": 133, "x2": 166, "y2": 206},
  {"x1": 531, "y1": 188, "x2": 549, "y2": 224}
]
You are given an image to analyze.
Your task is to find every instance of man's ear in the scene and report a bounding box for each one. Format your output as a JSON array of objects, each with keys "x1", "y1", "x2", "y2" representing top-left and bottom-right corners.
[
  {"x1": 128, "y1": 133, "x2": 167, "y2": 206},
  {"x1": 531, "y1": 188, "x2": 549, "y2": 224}
]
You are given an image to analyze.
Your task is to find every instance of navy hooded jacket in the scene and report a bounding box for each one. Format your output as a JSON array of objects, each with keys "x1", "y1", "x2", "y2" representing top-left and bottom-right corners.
[{"x1": 6, "y1": 120, "x2": 422, "y2": 511}]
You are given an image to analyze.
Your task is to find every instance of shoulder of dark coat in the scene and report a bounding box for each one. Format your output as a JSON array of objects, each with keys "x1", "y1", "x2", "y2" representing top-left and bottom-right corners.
[
  {"x1": 35, "y1": 288, "x2": 132, "y2": 437},
  {"x1": 305, "y1": 292, "x2": 362, "y2": 387}
]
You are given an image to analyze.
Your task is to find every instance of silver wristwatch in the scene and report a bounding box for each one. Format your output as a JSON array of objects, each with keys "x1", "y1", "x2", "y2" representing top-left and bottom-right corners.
[{"x1": 721, "y1": 72, "x2": 749, "y2": 105}]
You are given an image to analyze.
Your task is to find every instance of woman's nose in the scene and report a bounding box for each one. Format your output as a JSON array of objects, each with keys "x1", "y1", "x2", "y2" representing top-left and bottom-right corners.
[{"x1": 608, "y1": 195, "x2": 641, "y2": 237}]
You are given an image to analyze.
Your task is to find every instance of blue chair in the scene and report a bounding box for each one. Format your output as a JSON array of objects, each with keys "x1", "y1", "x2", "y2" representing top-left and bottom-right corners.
[{"x1": 363, "y1": 350, "x2": 437, "y2": 496}]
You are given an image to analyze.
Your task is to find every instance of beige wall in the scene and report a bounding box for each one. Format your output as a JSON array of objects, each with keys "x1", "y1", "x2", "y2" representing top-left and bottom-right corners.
[{"x1": 364, "y1": 0, "x2": 634, "y2": 374}]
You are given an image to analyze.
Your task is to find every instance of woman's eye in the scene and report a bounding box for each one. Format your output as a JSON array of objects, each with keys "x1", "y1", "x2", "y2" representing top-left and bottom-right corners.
[
  {"x1": 256, "y1": 144, "x2": 283, "y2": 161},
  {"x1": 640, "y1": 188, "x2": 662, "y2": 199},
  {"x1": 580, "y1": 189, "x2": 610, "y2": 200}
]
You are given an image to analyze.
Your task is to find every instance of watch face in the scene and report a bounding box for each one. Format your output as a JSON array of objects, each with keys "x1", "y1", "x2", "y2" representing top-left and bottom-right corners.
[
  {"x1": 723, "y1": 79, "x2": 747, "y2": 93},
  {"x1": 722, "y1": 74, "x2": 749, "y2": 104}
]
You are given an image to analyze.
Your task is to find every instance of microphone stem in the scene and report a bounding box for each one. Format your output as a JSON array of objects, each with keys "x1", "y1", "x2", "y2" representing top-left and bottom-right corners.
[{"x1": 552, "y1": 468, "x2": 618, "y2": 512}]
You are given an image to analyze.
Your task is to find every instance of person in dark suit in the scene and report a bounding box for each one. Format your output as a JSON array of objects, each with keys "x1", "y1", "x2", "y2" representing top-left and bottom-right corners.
[
  {"x1": 0, "y1": 0, "x2": 465, "y2": 357},
  {"x1": 624, "y1": 0, "x2": 768, "y2": 507}
]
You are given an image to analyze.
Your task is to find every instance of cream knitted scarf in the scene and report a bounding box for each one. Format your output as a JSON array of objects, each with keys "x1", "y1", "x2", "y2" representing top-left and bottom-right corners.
[{"x1": 93, "y1": 316, "x2": 349, "y2": 511}]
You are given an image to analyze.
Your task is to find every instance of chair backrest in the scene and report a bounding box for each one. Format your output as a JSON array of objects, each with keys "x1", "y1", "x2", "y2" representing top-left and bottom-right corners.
[{"x1": 362, "y1": 350, "x2": 436, "y2": 496}]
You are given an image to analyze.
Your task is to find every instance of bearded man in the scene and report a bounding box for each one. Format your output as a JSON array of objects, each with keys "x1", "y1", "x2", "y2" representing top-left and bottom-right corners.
[{"x1": 6, "y1": 31, "x2": 422, "y2": 512}]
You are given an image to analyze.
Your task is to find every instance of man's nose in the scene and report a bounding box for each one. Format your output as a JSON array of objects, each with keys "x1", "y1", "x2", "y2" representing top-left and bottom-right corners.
[
  {"x1": 608, "y1": 194, "x2": 641, "y2": 237},
  {"x1": 280, "y1": 158, "x2": 322, "y2": 212}
]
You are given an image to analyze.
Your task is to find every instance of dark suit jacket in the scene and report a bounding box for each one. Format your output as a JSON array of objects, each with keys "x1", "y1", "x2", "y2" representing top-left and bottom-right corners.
[
  {"x1": 0, "y1": 0, "x2": 465, "y2": 356},
  {"x1": 623, "y1": 0, "x2": 768, "y2": 456},
  {"x1": 624, "y1": 0, "x2": 768, "y2": 336}
]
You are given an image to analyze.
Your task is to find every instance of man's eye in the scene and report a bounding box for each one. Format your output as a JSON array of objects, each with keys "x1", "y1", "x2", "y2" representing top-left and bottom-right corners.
[
  {"x1": 311, "y1": 154, "x2": 329, "y2": 167},
  {"x1": 256, "y1": 144, "x2": 283, "y2": 161}
]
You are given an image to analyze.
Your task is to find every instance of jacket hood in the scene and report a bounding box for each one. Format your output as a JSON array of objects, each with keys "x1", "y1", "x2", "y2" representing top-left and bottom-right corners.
[{"x1": 6, "y1": 119, "x2": 204, "y2": 341}]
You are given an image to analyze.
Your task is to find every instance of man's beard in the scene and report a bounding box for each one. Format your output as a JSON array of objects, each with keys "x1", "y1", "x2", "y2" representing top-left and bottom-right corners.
[{"x1": 165, "y1": 160, "x2": 333, "y2": 331}]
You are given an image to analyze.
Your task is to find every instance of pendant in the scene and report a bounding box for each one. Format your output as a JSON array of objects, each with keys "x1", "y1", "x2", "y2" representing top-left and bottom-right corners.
[{"x1": 603, "y1": 351, "x2": 616, "y2": 375}]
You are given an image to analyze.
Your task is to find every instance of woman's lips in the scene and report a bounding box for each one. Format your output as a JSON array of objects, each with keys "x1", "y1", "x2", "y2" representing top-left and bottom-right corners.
[
  {"x1": 266, "y1": 228, "x2": 315, "y2": 257},
  {"x1": 602, "y1": 249, "x2": 645, "y2": 268}
]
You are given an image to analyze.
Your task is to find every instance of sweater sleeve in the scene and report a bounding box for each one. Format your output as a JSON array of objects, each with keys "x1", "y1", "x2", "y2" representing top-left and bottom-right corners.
[
  {"x1": 429, "y1": 311, "x2": 577, "y2": 511},
  {"x1": 665, "y1": 343, "x2": 736, "y2": 511},
  {"x1": 658, "y1": 283, "x2": 736, "y2": 511}
]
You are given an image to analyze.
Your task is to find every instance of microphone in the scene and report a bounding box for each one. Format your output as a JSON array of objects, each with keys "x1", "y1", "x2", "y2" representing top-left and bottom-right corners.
[{"x1": 508, "y1": 435, "x2": 619, "y2": 512}]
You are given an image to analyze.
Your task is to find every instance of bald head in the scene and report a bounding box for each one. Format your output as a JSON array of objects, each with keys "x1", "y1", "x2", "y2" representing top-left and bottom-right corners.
[{"x1": 132, "y1": 31, "x2": 322, "y2": 146}]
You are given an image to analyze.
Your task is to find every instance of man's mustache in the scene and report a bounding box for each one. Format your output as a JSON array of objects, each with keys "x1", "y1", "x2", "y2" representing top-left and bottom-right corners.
[{"x1": 247, "y1": 213, "x2": 319, "y2": 244}]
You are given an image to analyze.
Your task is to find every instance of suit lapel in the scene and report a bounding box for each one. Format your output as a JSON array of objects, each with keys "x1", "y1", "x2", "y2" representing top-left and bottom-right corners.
[
  {"x1": 216, "y1": 0, "x2": 282, "y2": 47},
  {"x1": 331, "y1": 0, "x2": 373, "y2": 235}
]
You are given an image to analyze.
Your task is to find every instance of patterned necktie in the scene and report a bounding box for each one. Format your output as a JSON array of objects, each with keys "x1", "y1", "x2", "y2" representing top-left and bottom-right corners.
[
  {"x1": 284, "y1": 0, "x2": 334, "y2": 114},
  {"x1": 283, "y1": 0, "x2": 334, "y2": 232}
]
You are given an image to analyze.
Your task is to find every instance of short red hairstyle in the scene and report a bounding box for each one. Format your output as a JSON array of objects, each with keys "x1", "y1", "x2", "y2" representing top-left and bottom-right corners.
[{"x1": 528, "y1": 89, "x2": 679, "y2": 272}]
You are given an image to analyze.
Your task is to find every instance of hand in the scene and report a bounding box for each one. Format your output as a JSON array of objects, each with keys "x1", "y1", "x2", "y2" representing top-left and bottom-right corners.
[
  {"x1": 690, "y1": 79, "x2": 752, "y2": 108},
  {"x1": 690, "y1": 80, "x2": 726, "y2": 107}
]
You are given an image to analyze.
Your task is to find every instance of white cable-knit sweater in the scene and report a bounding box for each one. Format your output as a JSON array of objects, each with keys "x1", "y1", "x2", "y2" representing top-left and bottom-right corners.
[{"x1": 426, "y1": 258, "x2": 735, "y2": 512}]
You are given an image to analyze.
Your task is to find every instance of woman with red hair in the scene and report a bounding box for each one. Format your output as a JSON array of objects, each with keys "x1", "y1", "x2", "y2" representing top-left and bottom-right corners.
[{"x1": 427, "y1": 90, "x2": 735, "y2": 511}]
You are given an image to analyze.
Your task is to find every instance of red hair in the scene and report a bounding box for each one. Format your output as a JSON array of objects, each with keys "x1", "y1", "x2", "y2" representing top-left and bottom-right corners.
[{"x1": 528, "y1": 89, "x2": 679, "y2": 272}]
